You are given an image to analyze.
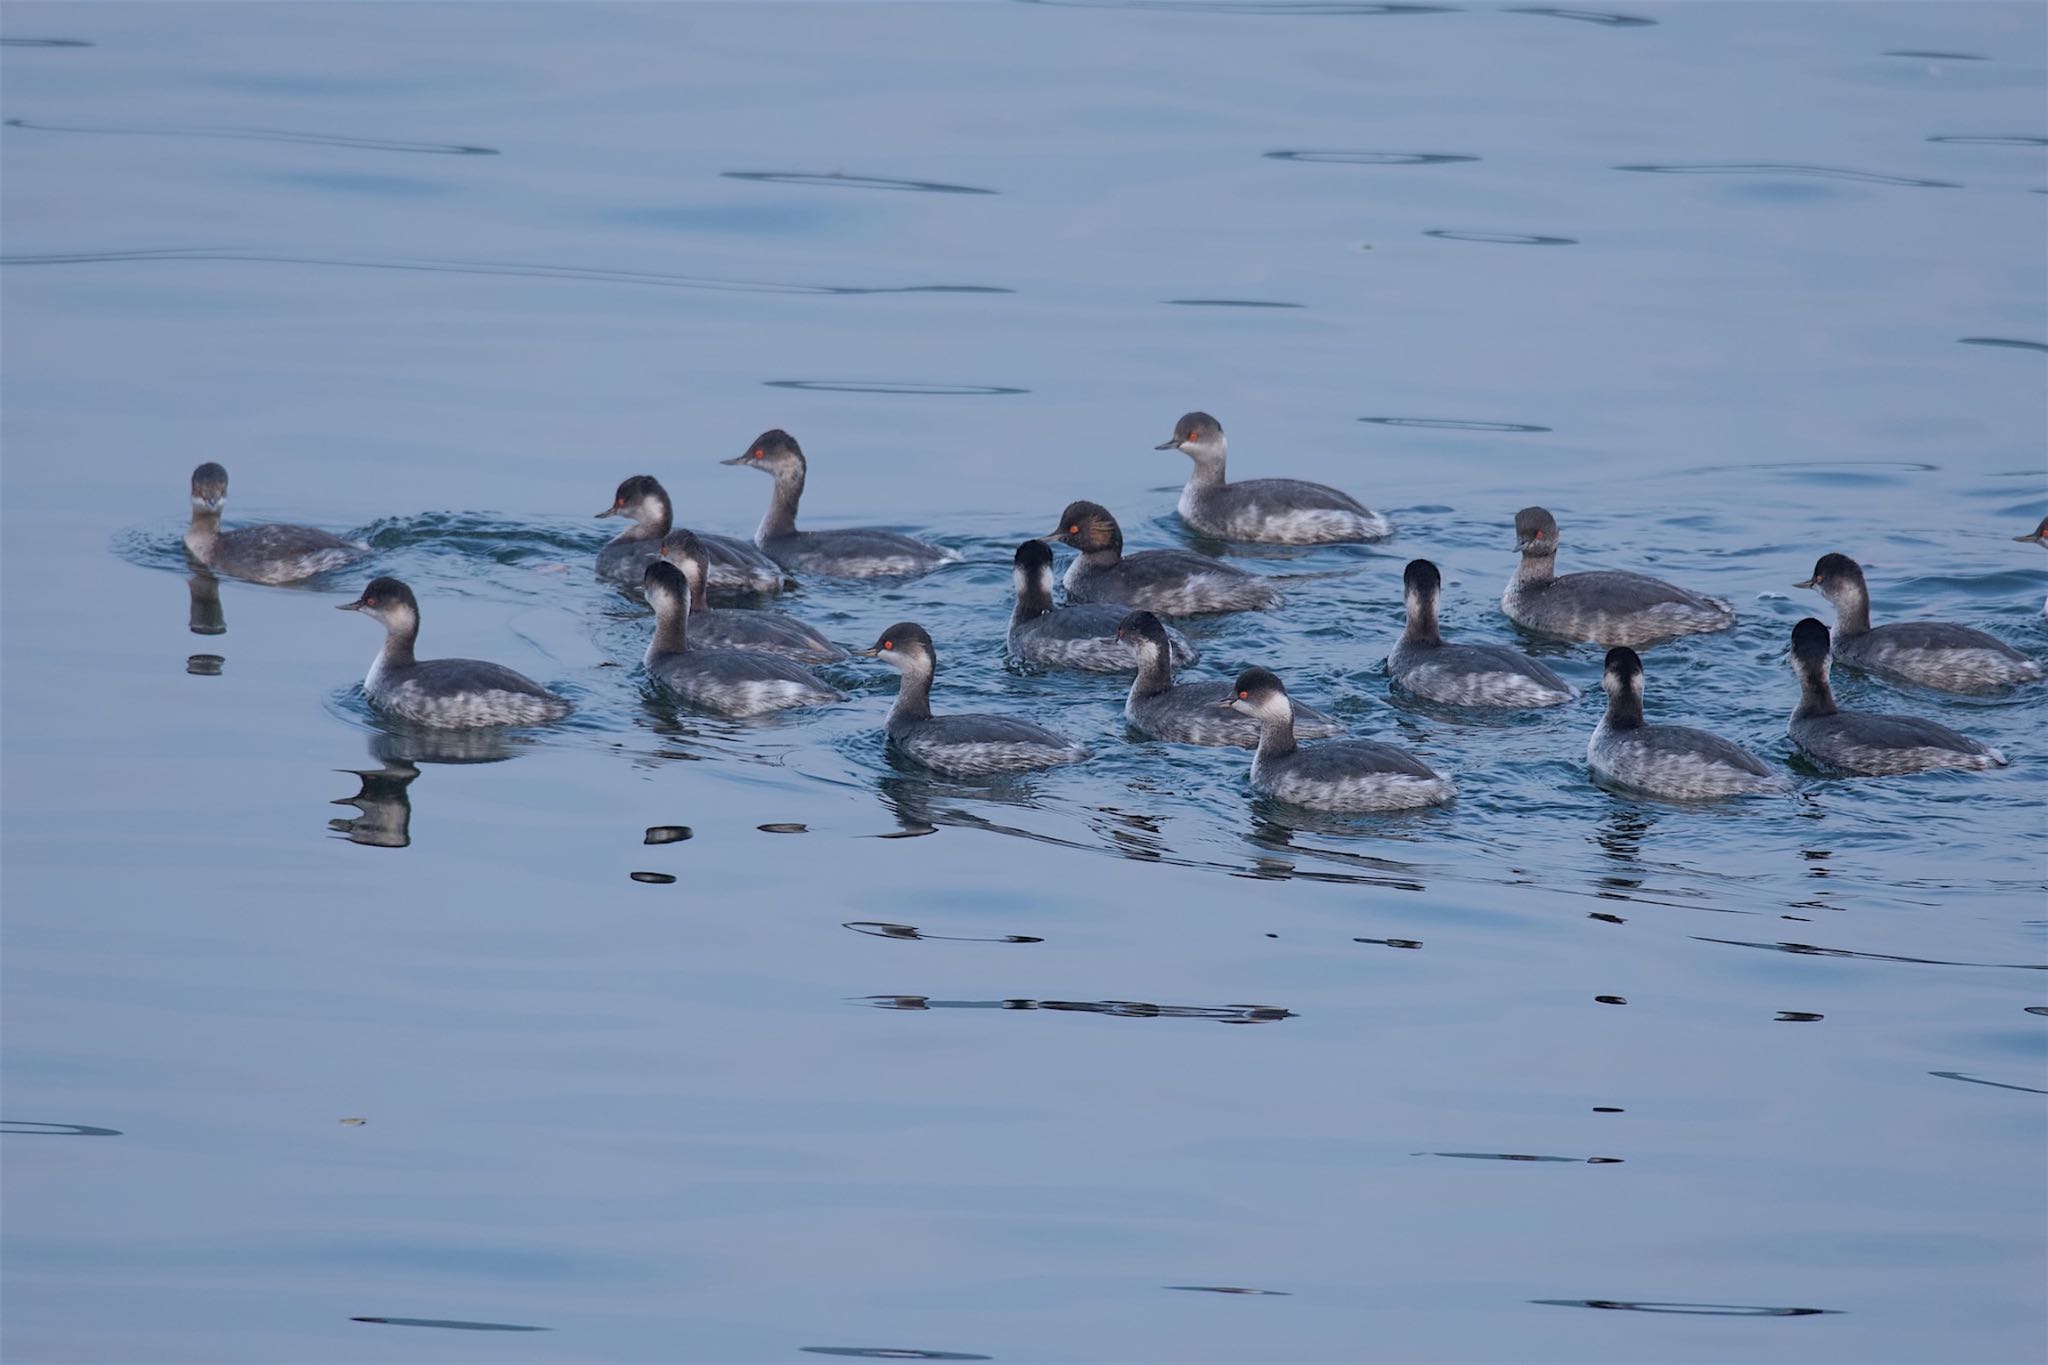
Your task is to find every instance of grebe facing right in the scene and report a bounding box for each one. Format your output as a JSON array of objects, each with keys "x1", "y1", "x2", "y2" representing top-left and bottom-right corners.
[
  {"x1": 185, "y1": 463, "x2": 366, "y2": 584},
  {"x1": 1786, "y1": 618, "x2": 2008, "y2": 776},
  {"x1": 1501, "y1": 506, "x2": 1733, "y2": 646}
]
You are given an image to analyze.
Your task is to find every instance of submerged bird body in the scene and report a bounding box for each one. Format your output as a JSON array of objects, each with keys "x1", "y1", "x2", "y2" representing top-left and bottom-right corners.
[
  {"x1": 340, "y1": 577, "x2": 572, "y2": 729},
  {"x1": 596, "y1": 474, "x2": 784, "y2": 595},
  {"x1": 185, "y1": 463, "x2": 366, "y2": 584},
  {"x1": 857, "y1": 623, "x2": 1089, "y2": 776},
  {"x1": 1586, "y1": 648, "x2": 1779, "y2": 799},
  {"x1": 659, "y1": 532, "x2": 845, "y2": 664},
  {"x1": 1159, "y1": 411, "x2": 1390, "y2": 544},
  {"x1": 1007, "y1": 540, "x2": 1197, "y2": 672},
  {"x1": 1786, "y1": 618, "x2": 2007, "y2": 775},
  {"x1": 1501, "y1": 507, "x2": 1732, "y2": 647},
  {"x1": 639, "y1": 561, "x2": 842, "y2": 717},
  {"x1": 723, "y1": 430, "x2": 956, "y2": 579},
  {"x1": 1391, "y1": 559, "x2": 1574, "y2": 708},
  {"x1": 1045, "y1": 500, "x2": 1279, "y2": 615},
  {"x1": 1118, "y1": 611, "x2": 1340, "y2": 747},
  {"x1": 1797, "y1": 552, "x2": 2040, "y2": 693},
  {"x1": 1225, "y1": 667, "x2": 1452, "y2": 812}
]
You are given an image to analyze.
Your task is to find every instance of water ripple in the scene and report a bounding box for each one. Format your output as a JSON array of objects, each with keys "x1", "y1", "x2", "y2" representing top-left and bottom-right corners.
[
  {"x1": 1694, "y1": 936, "x2": 2047, "y2": 970},
  {"x1": 1503, "y1": 6, "x2": 1655, "y2": 24},
  {"x1": 0, "y1": 246, "x2": 1013, "y2": 297},
  {"x1": 1928, "y1": 1071, "x2": 2048, "y2": 1095},
  {"x1": 723, "y1": 170, "x2": 997, "y2": 194},
  {"x1": 3, "y1": 117, "x2": 497, "y2": 155},
  {"x1": 1265, "y1": 149, "x2": 1478, "y2": 165},
  {"x1": 1359, "y1": 416, "x2": 1551, "y2": 432},
  {"x1": 1423, "y1": 229, "x2": 1577, "y2": 245},
  {"x1": 802, "y1": 1351, "x2": 989, "y2": 1361},
  {"x1": 1614, "y1": 162, "x2": 1960, "y2": 188},
  {"x1": 1016, "y1": 1, "x2": 1456, "y2": 13},
  {"x1": 763, "y1": 380, "x2": 1029, "y2": 395},
  {"x1": 1927, "y1": 135, "x2": 2047, "y2": 147},
  {"x1": 1532, "y1": 1299, "x2": 1837, "y2": 1316},
  {"x1": 1958, "y1": 337, "x2": 2048, "y2": 353},
  {"x1": 0, "y1": 37, "x2": 94, "y2": 47},
  {"x1": 858, "y1": 996, "x2": 1293, "y2": 1023},
  {"x1": 1165, "y1": 298, "x2": 1305, "y2": 308},
  {"x1": 1, "y1": 1120, "x2": 123, "y2": 1136},
  {"x1": 844, "y1": 921, "x2": 1043, "y2": 943},
  {"x1": 352, "y1": 1317, "x2": 549, "y2": 1332}
]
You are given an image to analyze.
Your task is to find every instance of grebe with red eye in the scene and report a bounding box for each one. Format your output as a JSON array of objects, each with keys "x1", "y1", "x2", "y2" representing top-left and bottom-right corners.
[
  {"x1": 1501, "y1": 506, "x2": 1733, "y2": 647},
  {"x1": 656, "y1": 531, "x2": 846, "y2": 663},
  {"x1": 1786, "y1": 619, "x2": 2008, "y2": 776},
  {"x1": 184, "y1": 462, "x2": 367, "y2": 584},
  {"x1": 1588, "y1": 647, "x2": 1781, "y2": 800},
  {"x1": 721, "y1": 430, "x2": 958, "y2": 579},
  {"x1": 1117, "y1": 610, "x2": 1342, "y2": 747},
  {"x1": 1041, "y1": 500, "x2": 1281, "y2": 615},
  {"x1": 1008, "y1": 540, "x2": 1198, "y2": 673},
  {"x1": 1223, "y1": 667, "x2": 1453, "y2": 812},
  {"x1": 596, "y1": 474, "x2": 786, "y2": 595},
  {"x1": 639, "y1": 560, "x2": 843, "y2": 717},
  {"x1": 338, "y1": 577, "x2": 573, "y2": 728},
  {"x1": 1795, "y1": 552, "x2": 2041, "y2": 693},
  {"x1": 1393, "y1": 559, "x2": 1574, "y2": 708},
  {"x1": 1156, "y1": 411, "x2": 1391, "y2": 544},
  {"x1": 2019, "y1": 516, "x2": 2048, "y2": 614},
  {"x1": 854, "y1": 623, "x2": 1090, "y2": 776}
]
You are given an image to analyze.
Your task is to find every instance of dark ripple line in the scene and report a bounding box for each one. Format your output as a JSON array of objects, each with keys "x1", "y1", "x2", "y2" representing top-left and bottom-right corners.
[
  {"x1": 844, "y1": 921, "x2": 1042, "y2": 944},
  {"x1": 1958, "y1": 337, "x2": 2048, "y2": 353},
  {"x1": 1927, "y1": 135, "x2": 2046, "y2": 147},
  {"x1": 352, "y1": 1317, "x2": 549, "y2": 1332},
  {"x1": 802, "y1": 1351, "x2": 990, "y2": 1361},
  {"x1": 1533, "y1": 1299, "x2": 1836, "y2": 1317},
  {"x1": 1015, "y1": 0, "x2": 1457, "y2": 13},
  {"x1": 723, "y1": 170, "x2": 997, "y2": 195},
  {"x1": 1503, "y1": 7, "x2": 1656, "y2": 26},
  {"x1": 1614, "y1": 162, "x2": 1960, "y2": 189},
  {"x1": 1265, "y1": 149, "x2": 1478, "y2": 165},
  {"x1": 1, "y1": 1120, "x2": 123, "y2": 1136},
  {"x1": 859, "y1": 995, "x2": 1293, "y2": 1023},
  {"x1": 0, "y1": 37, "x2": 94, "y2": 47},
  {"x1": 1424, "y1": 1151, "x2": 1621, "y2": 1163},
  {"x1": 1166, "y1": 1285, "x2": 1292, "y2": 1295},
  {"x1": 1884, "y1": 49, "x2": 1986, "y2": 60},
  {"x1": 0, "y1": 246, "x2": 1013, "y2": 297},
  {"x1": 1929, "y1": 1070, "x2": 2048, "y2": 1095},
  {"x1": 3, "y1": 117, "x2": 498, "y2": 155},
  {"x1": 1165, "y1": 298, "x2": 1305, "y2": 308},
  {"x1": 764, "y1": 380, "x2": 1028, "y2": 395},
  {"x1": 1693, "y1": 936, "x2": 2046, "y2": 970},
  {"x1": 1360, "y1": 415, "x2": 1551, "y2": 432},
  {"x1": 1424, "y1": 229, "x2": 1577, "y2": 245}
]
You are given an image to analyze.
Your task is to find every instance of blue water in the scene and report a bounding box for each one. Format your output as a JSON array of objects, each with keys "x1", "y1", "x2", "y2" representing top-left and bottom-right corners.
[{"x1": 4, "y1": 3, "x2": 2045, "y2": 1361}]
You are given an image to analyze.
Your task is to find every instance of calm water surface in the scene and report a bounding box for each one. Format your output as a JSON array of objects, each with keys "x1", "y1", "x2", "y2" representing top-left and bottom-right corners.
[{"x1": 4, "y1": 3, "x2": 2045, "y2": 1362}]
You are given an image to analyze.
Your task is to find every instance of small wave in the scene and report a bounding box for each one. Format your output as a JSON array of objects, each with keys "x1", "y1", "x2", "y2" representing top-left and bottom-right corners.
[
  {"x1": 4, "y1": 117, "x2": 497, "y2": 154},
  {"x1": 723, "y1": 170, "x2": 997, "y2": 194}
]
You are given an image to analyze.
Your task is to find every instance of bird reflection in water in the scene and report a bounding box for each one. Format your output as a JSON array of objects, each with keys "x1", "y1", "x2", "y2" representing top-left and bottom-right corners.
[
  {"x1": 330, "y1": 728, "x2": 527, "y2": 849},
  {"x1": 187, "y1": 571, "x2": 225, "y2": 635},
  {"x1": 1593, "y1": 804, "x2": 1654, "y2": 899},
  {"x1": 1245, "y1": 819, "x2": 1429, "y2": 890}
]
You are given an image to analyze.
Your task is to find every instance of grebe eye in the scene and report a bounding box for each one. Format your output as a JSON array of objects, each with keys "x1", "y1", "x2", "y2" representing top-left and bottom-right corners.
[
  {"x1": 882, "y1": 639, "x2": 893, "y2": 650},
  {"x1": 1068, "y1": 524, "x2": 1078, "y2": 535},
  {"x1": 751, "y1": 448, "x2": 763, "y2": 459},
  {"x1": 1238, "y1": 690, "x2": 1248, "y2": 699}
]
